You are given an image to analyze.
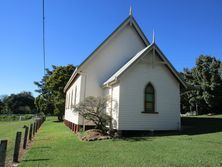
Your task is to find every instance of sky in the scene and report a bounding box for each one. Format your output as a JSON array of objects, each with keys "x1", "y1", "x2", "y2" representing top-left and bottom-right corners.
[{"x1": 0, "y1": 0, "x2": 222, "y2": 97}]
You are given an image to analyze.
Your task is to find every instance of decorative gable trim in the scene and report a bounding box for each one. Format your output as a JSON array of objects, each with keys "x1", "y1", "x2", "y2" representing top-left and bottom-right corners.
[
  {"x1": 153, "y1": 44, "x2": 187, "y2": 88},
  {"x1": 103, "y1": 43, "x2": 187, "y2": 88}
]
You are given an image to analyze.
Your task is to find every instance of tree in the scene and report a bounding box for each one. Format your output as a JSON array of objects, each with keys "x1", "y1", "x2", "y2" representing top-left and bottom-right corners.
[
  {"x1": 1, "y1": 92, "x2": 36, "y2": 114},
  {"x1": 34, "y1": 65, "x2": 75, "y2": 121},
  {"x1": 35, "y1": 95, "x2": 54, "y2": 115},
  {"x1": 181, "y1": 55, "x2": 222, "y2": 114},
  {"x1": 0, "y1": 99, "x2": 4, "y2": 114},
  {"x1": 0, "y1": 95, "x2": 9, "y2": 114},
  {"x1": 74, "y1": 96, "x2": 112, "y2": 133},
  {"x1": 34, "y1": 67, "x2": 55, "y2": 115}
]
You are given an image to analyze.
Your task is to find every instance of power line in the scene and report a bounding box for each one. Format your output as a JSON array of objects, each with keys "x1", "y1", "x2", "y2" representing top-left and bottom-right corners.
[{"x1": 42, "y1": 0, "x2": 46, "y2": 75}]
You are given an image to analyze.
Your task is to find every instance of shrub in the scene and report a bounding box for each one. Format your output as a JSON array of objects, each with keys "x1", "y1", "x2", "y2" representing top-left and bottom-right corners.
[{"x1": 74, "y1": 96, "x2": 112, "y2": 134}]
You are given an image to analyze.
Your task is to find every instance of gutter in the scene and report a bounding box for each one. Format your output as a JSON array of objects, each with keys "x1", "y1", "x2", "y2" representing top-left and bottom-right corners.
[{"x1": 102, "y1": 77, "x2": 118, "y2": 88}]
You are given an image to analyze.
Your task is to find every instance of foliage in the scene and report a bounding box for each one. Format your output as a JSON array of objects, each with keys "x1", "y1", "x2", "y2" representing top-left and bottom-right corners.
[
  {"x1": 34, "y1": 65, "x2": 75, "y2": 121},
  {"x1": 35, "y1": 95, "x2": 54, "y2": 116},
  {"x1": 181, "y1": 55, "x2": 222, "y2": 114},
  {"x1": 0, "y1": 92, "x2": 36, "y2": 114},
  {"x1": 0, "y1": 99, "x2": 4, "y2": 114},
  {"x1": 37, "y1": 111, "x2": 46, "y2": 118},
  {"x1": 74, "y1": 96, "x2": 112, "y2": 133}
]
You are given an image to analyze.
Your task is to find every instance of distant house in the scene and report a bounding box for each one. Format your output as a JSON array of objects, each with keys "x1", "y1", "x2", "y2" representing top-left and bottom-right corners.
[{"x1": 64, "y1": 10, "x2": 186, "y2": 133}]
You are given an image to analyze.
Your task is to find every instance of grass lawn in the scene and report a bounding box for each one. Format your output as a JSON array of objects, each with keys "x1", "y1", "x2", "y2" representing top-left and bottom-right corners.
[
  {"x1": 0, "y1": 119, "x2": 34, "y2": 163},
  {"x1": 20, "y1": 116, "x2": 222, "y2": 167}
]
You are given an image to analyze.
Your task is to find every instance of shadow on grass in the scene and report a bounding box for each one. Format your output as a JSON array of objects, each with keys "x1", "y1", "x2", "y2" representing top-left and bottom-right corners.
[
  {"x1": 53, "y1": 120, "x2": 63, "y2": 123},
  {"x1": 22, "y1": 158, "x2": 50, "y2": 162},
  {"x1": 117, "y1": 117, "x2": 222, "y2": 140},
  {"x1": 181, "y1": 117, "x2": 222, "y2": 135},
  {"x1": 120, "y1": 137, "x2": 153, "y2": 142}
]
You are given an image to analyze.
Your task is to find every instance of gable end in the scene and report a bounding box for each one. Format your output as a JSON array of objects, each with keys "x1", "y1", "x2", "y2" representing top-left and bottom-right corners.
[{"x1": 64, "y1": 15, "x2": 150, "y2": 92}]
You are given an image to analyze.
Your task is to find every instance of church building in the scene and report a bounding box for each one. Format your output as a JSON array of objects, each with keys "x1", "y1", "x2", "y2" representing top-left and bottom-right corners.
[{"x1": 64, "y1": 9, "x2": 186, "y2": 132}]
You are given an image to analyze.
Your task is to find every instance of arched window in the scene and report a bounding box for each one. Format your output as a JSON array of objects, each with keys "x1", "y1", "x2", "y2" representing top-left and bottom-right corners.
[{"x1": 144, "y1": 83, "x2": 155, "y2": 112}]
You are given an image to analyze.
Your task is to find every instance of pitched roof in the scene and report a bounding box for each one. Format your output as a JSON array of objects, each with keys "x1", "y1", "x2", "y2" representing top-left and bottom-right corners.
[
  {"x1": 64, "y1": 15, "x2": 150, "y2": 92},
  {"x1": 103, "y1": 44, "x2": 152, "y2": 86},
  {"x1": 103, "y1": 43, "x2": 187, "y2": 88}
]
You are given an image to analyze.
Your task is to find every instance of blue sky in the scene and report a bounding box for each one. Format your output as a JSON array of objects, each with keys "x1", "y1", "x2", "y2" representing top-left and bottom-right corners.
[{"x1": 0, "y1": 0, "x2": 222, "y2": 97}]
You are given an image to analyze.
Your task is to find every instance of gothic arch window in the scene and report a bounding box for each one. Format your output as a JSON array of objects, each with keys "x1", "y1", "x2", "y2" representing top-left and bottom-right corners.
[{"x1": 144, "y1": 83, "x2": 155, "y2": 113}]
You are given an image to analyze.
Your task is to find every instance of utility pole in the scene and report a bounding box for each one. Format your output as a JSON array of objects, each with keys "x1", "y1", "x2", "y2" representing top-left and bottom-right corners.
[{"x1": 42, "y1": 0, "x2": 46, "y2": 74}]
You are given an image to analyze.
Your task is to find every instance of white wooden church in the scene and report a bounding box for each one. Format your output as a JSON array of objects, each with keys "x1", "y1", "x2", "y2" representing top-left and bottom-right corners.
[{"x1": 64, "y1": 9, "x2": 186, "y2": 133}]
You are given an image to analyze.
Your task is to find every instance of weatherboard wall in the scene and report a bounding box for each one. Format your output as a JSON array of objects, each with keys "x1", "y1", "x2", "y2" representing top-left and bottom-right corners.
[
  {"x1": 105, "y1": 83, "x2": 120, "y2": 129},
  {"x1": 64, "y1": 75, "x2": 83, "y2": 124},
  {"x1": 83, "y1": 24, "x2": 146, "y2": 97},
  {"x1": 118, "y1": 52, "x2": 181, "y2": 130}
]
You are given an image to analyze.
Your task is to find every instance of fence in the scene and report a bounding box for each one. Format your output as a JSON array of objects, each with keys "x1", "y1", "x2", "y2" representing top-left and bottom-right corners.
[
  {"x1": 0, "y1": 117, "x2": 45, "y2": 167},
  {"x1": 0, "y1": 140, "x2": 7, "y2": 167}
]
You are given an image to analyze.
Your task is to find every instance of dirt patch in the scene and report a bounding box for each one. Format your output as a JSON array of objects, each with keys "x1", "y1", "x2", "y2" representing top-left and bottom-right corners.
[{"x1": 77, "y1": 129, "x2": 111, "y2": 141}]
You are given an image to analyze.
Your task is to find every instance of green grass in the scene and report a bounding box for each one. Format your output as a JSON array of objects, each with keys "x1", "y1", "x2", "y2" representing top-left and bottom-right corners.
[
  {"x1": 20, "y1": 116, "x2": 222, "y2": 167},
  {"x1": 0, "y1": 114, "x2": 33, "y2": 121},
  {"x1": 0, "y1": 118, "x2": 34, "y2": 163}
]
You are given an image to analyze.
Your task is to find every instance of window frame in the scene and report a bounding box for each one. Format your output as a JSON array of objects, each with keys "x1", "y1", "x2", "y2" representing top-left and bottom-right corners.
[
  {"x1": 142, "y1": 83, "x2": 158, "y2": 114},
  {"x1": 74, "y1": 86, "x2": 77, "y2": 106}
]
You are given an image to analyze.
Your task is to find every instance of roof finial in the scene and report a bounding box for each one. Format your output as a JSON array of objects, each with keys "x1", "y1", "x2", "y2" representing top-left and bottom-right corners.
[
  {"x1": 129, "y1": 5, "x2": 132, "y2": 16},
  {"x1": 152, "y1": 29, "x2": 155, "y2": 44}
]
